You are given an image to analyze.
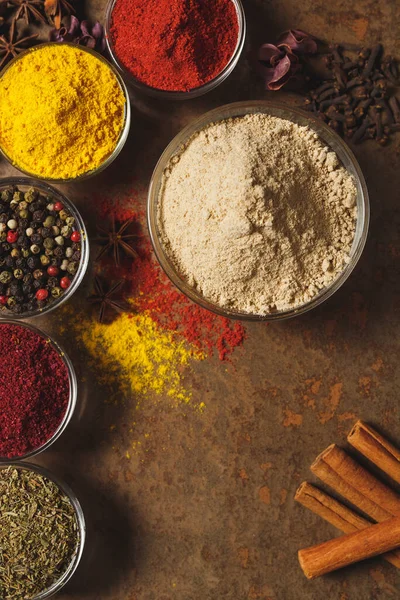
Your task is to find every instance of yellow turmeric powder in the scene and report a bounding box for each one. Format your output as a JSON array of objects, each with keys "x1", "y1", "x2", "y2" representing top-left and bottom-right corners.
[
  {"x1": 0, "y1": 44, "x2": 126, "y2": 180},
  {"x1": 73, "y1": 311, "x2": 204, "y2": 405}
]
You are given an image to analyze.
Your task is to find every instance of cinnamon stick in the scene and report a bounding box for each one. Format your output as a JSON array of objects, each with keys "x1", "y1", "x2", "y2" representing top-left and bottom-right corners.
[
  {"x1": 295, "y1": 482, "x2": 400, "y2": 568},
  {"x1": 298, "y1": 515, "x2": 400, "y2": 579},
  {"x1": 348, "y1": 420, "x2": 400, "y2": 483},
  {"x1": 310, "y1": 444, "x2": 400, "y2": 522}
]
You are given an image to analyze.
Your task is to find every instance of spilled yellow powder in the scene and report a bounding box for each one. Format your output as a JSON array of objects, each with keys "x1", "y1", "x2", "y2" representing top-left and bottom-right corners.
[{"x1": 77, "y1": 312, "x2": 203, "y2": 404}]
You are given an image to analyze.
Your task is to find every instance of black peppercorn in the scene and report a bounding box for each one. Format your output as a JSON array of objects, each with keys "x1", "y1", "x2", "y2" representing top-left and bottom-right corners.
[
  {"x1": 17, "y1": 235, "x2": 29, "y2": 248},
  {"x1": 27, "y1": 256, "x2": 39, "y2": 269},
  {"x1": 5, "y1": 256, "x2": 14, "y2": 268},
  {"x1": 9, "y1": 281, "x2": 20, "y2": 295},
  {"x1": 0, "y1": 213, "x2": 8, "y2": 223},
  {"x1": 11, "y1": 304, "x2": 23, "y2": 314},
  {"x1": 54, "y1": 247, "x2": 63, "y2": 258},
  {"x1": 15, "y1": 258, "x2": 26, "y2": 269},
  {"x1": 29, "y1": 201, "x2": 40, "y2": 212},
  {"x1": 30, "y1": 233, "x2": 42, "y2": 244},
  {"x1": 22, "y1": 283, "x2": 33, "y2": 295},
  {"x1": 47, "y1": 277, "x2": 58, "y2": 288},
  {"x1": 23, "y1": 273, "x2": 33, "y2": 284}
]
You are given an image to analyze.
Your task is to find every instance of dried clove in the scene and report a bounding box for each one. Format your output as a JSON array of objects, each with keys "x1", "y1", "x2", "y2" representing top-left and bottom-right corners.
[
  {"x1": 376, "y1": 98, "x2": 394, "y2": 124},
  {"x1": 362, "y1": 44, "x2": 382, "y2": 78},
  {"x1": 319, "y1": 94, "x2": 349, "y2": 110},
  {"x1": 352, "y1": 117, "x2": 372, "y2": 143}
]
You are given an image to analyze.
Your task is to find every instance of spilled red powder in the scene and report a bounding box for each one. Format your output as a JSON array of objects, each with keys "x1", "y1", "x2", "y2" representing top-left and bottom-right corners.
[
  {"x1": 131, "y1": 249, "x2": 246, "y2": 360},
  {"x1": 95, "y1": 195, "x2": 246, "y2": 360}
]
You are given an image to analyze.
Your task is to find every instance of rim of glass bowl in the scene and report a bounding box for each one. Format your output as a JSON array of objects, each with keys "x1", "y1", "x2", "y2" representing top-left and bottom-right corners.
[
  {"x1": 147, "y1": 100, "x2": 370, "y2": 322},
  {"x1": 105, "y1": 0, "x2": 246, "y2": 100},
  {"x1": 0, "y1": 177, "x2": 89, "y2": 319},
  {"x1": 0, "y1": 461, "x2": 85, "y2": 599},
  {"x1": 0, "y1": 319, "x2": 77, "y2": 463},
  {"x1": 0, "y1": 42, "x2": 131, "y2": 183}
]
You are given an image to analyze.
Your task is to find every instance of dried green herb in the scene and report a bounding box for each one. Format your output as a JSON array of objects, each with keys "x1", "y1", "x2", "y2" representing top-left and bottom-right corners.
[{"x1": 0, "y1": 466, "x2": 79, "y2": 599}]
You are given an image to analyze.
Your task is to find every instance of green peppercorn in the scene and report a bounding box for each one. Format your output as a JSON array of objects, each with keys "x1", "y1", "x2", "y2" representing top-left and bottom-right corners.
[
  {"x1": 13, "y1": 191, "x2": 23, "y2": 203},
  {"x1": 40, "y1": 255, "x2": 50, "y2": 266},
  {"x1": 61, "y1": 226, "x2": 72, "y2": 238},
  {"x1": 55, "y1": 236, "x2": 64, "y2": 246},
  {"x1": 24, "y1": 188, "x2": 38, "y2": 203},
  {"x1": 67, "y1": 261, "x2": 78, "y2": 275},
  {"x1": 7, "y1": 296, "x2": 16, "y2": 307},
  {"x1": 0, "y1": 271, "x2": 12, "y2": 284},
  {"x1": 51, "y1": 286, "x2": 62, "y2": 298},
  {"x1": 19, "y1": 209, "x2": 29, "y2": 219},
  {"x1": 13, "y1": 268, "x2": 24, "y2": 279},
  {"x1": 65, "y1": 216, "x2": 75, "y2": 227},
  {"x1": 0, "y1": 232, "x2": 6, "y2": 242},
  {"x1": 59, "y1": 210, "x2": 69, "y2": 221},
  {"x1": 21, "y1": 249, "x2": 30, "y2": 258},
  {"x1": 1, "y1": 189, "x2": 12, "y2": 202},
  {"x1": 19, "y1": 201, "x2": 28, "y2": 210},
  {"x1": 30, "y1": 244, "x2": 40, "y2": 254},
  {"x1": 10, "y1": 249, "x2": 20, "y2": 258},
  {"x1": 44, "y1": 248, "x2": 54, "y2": 257},
  {"x1": 43, "y1": 237, "x2": 55, "y2": 249},
  {"x1": 44, "y1": 215, "x2": 55, "y2": 227}
]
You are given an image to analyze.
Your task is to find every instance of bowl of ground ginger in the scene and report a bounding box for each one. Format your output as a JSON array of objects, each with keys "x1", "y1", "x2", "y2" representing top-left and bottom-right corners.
[
  {"x1": 148, "y1": 101, "x2": 369, "y2": 320},
  {"x1": 0, "y1": 43, "x2": 130, "y2": 182}
]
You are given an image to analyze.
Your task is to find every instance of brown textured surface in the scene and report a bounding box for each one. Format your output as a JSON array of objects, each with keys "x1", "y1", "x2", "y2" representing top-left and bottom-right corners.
[{"x1": 1, "y1": 0, "x2": 400, "y2": 598}]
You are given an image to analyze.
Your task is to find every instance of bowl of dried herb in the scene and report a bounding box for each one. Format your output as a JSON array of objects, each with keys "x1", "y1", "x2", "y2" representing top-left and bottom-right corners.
[{"x1": 0, "y1": 463, "x2": 85, "y2": 599}]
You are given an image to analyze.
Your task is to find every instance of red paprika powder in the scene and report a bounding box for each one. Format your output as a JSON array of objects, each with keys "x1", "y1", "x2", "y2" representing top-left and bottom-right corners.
[
  {"x1": 110, "y1": 0, "x2": 240, "y2": 92},
  {"x1": 0, "y1": 324, "x2": 70, "y2": 458}
]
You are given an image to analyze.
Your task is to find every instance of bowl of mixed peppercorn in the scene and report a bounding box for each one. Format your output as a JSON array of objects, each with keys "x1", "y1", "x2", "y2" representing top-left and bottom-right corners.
[{"x1": 0, "y1": 178, "x2": 89, "y2": 317}]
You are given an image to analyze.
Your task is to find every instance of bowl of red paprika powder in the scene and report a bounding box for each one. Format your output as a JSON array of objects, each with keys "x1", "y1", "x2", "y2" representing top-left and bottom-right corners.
[
  {"x1": 105, "y1": 0, "x2": 246, "y2": 99},
  {"x1": 0, "y1": 320, "x2": 77, "y2": 462}
]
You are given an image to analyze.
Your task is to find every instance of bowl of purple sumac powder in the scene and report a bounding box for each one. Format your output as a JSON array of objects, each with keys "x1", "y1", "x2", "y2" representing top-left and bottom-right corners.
[
  {"x1": 0, "y1": 178, "x2": 89, "y2": 318},
  {"x1": 148, "y1": 101, "x2": 369, "y2": 321}
]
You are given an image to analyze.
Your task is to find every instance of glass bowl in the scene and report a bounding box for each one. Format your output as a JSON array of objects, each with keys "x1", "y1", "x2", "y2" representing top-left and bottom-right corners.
[
  {"x1": 105, "y1": 0, "x2": 246, "y2": 100},
  {"x1": 0, "y1": 461, "x2": 85, "y2": 599},
  {"x1": 0, "y1": 42, "x2": 131, "y2": 183},
  {"x1": 0, "y1": 177, "x2": 89, "y2": 319},
  {"x1": 0, "y1": 319, "x2": 77, "y2": 463},
  {"x1": 147, "y1": 100, "x2": 370, "y2": 321}
]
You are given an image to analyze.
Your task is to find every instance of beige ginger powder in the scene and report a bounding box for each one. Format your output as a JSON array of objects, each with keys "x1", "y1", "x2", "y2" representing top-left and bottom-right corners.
[{"x1": 158, "y1": 113, "x2": 357, "y2": 314}]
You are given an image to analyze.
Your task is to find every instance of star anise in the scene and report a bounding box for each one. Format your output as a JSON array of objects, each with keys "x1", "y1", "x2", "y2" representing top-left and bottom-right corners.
[
  {"x1": 9, "y1": 0, "x2": 46, "y2": 24},
  {"x1": 0, "y1": 20, "x2": 38, "y2": 69},
  {"x1": 87, "y1": 277, "x2": 127, "y2": 323},
  {"x1": 44, "y1": 0, "x2": 74, "y2": 29},
  {"x1": 95, "y1": 217, "x2": 139, "y2": 266}
]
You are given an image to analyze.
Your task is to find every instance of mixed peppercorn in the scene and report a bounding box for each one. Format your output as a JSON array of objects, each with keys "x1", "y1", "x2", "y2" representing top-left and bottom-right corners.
[{"x1": 0, "y1": 185, "x2": 82, "y2": 314}]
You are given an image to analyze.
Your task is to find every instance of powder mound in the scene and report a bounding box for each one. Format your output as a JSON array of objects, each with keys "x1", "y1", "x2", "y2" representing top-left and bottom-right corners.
[
  {"x1": 0, "y1": 45, "x2": 125, "y2": 179},
  {"x1": 0, "y1": 324, "x2": 69, "y2": 457},
  {"x1": 158, "y1": 113, "x2": 358, "y2": 315},
  {"x1": 110, "y1": 0, "x2": 239, "y2": 92}
]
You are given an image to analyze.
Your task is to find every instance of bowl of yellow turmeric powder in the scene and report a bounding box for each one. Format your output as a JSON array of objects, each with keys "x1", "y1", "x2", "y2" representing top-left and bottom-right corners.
[{"x1": 0, "y1": 43, "x2": 130, "y2": 182}]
